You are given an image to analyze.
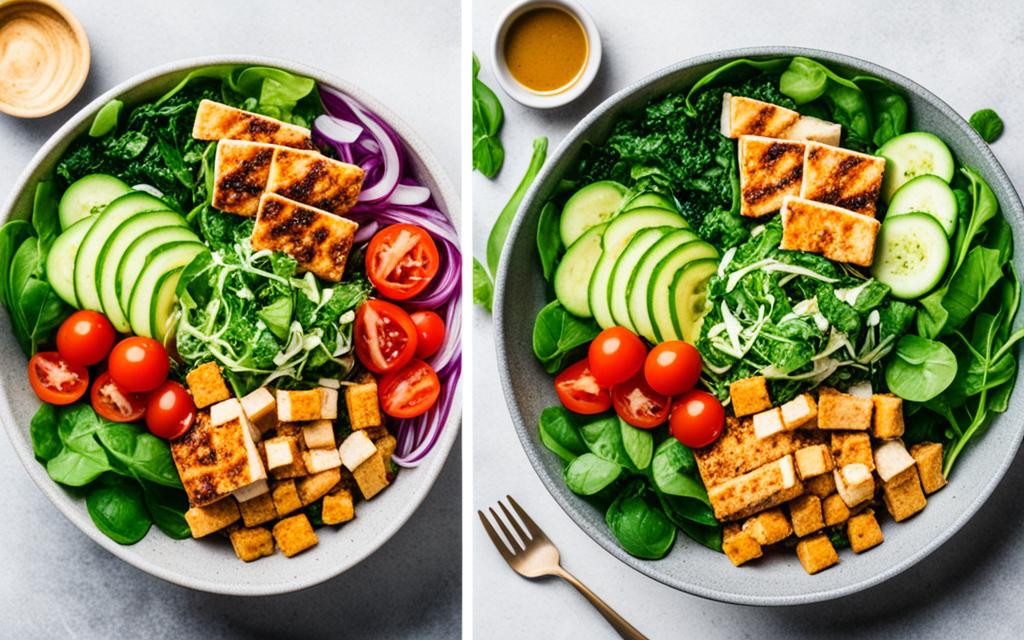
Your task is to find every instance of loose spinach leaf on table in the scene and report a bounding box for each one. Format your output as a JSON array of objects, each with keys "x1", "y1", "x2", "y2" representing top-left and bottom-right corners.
[
  {"x1": 86, "y1": 474, "x2": 152, "y2": 545},
  {"x1": 486, "y1": 137, "x2": 548, "y2": 275},
  {"x1": 472, "y1": 54, "x2": 505, "y2": 178},
  {"x1": 472, "y1": 257, "x2": 494, "y2": 312},
  {"x1": 970, "y1": 108, "x2": 1004, "y2": 143},
  {"x1": 564, "y1": 453, "x2": 622, "y2": 495},
  {"x1": 532, "y1": 300, "x2": 601, "y2": 373}
]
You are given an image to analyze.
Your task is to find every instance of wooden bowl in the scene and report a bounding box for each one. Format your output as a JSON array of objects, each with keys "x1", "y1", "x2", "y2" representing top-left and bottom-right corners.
[{"x1": 0, "y1": 0, "x2": 89, "y2": 118}]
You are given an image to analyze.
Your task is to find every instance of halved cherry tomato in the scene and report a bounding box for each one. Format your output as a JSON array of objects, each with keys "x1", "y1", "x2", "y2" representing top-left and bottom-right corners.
[
  {"x1": 28, "y1": 352, "x2": 89, "y2": 405},
  {"x1": 379, "y1": 359, "x2": 441, "y2": 418},
  {"x1": 644, "y1": 340, "x2": 702, "y2": 397},
  {"x1": 588, "y1": 326, "x2": 647, "y2": 386},
  {"x1": 611, "y1": 372, "x2": 670, "y2": 428},
  {"x1": 366, "y1": 224, "x2": 440, "y2": 300},
  {"x1": 108, "y1": 336, "x2": 169, "y2": 393},
  {"x1": 145, "y1": 381, "x2": 197, "y2": 439},
  {"x1": 554, "y1": 358, "x2": 612, "y2": 415},
  {"x1": 669, "y1": 389, "x2": 725, "y2": 448},
  {"x1": 354, "y1": 299, "x2": 419, "y2": 374},
  {"x1": 411, "y1": 310, "x2": 445, "y2": 359},
  {"x1": 56, "y1": 310, "x2": 116, "y2": 366},
  {"x1": 90, "y1": 371, "x2": 147, "y2": 422}
]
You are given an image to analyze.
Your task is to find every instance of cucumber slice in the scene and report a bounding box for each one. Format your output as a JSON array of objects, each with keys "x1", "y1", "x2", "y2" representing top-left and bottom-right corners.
[
  {"x1": 669, "y1": 259, "x2": 718, "y2": 343},
  {"x1": 648, "y1": 242, "x2": 719, "y2": 342},
  {"x1": 98, "y1": 210, "x2": 191, "y2": 332},
  {"x1": 878, "y1": 132, "x2": 955, "y2": 201},
  {"x1": 117, "y1": 226, "x2": 202, "y2": 315},
  {"x1": 74, "y1": 192, "x2": 167, "y2": 312},
  {"x1": 623, "y1": 192, "x2": 676, "y2": 212},
  {"x1": 871, "y1": 212, "x2": 950, "y2": 299},
  {"x1": 46, "y1": 215, "x2": 99, "y2": 307},
  {"x1": 627, "y1": 229, "x2": 699, "y2": 343},
  {"x1": 560, "y1": 181, "x2": 628, "y2": 247},
  {"x1": 588, "y1": 208, "x2": 688, "y2": 329},
  {"x1": 127, "y1": 242, "x2": 207, "y2": 339},
  {"x1": 554, "y1": 223, "x2": 607, "y2": 317},
  {"x1": 886, "y1": 174, "x2": 958, "y2": 237},
  {"x1": 149, "y1": 267, "x2": 185, "y2": 344},
  {"x1": 608, "y1": 227, "x2": 670, "y2": 331},
  {"x1": 58, "y1": 174, "x2": 131, "y2": 229}
]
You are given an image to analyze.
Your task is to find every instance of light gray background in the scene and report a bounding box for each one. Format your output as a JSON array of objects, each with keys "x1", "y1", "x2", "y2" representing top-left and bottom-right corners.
[
  {"x1": 0, "y1": 1, "x2": 460, "y2": 638},
  {"x1": 473, "y1": 1, "x2": 1024, "y2": 638}
]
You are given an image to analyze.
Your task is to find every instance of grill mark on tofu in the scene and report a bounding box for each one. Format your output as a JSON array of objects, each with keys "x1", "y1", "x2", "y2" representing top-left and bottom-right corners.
[
  {"x1": 739, "y1": 136, "x2": 805, "y2": 217},
  {"x1": 252, "y1": 193, "x2": 359, "y2": 282},
  {"x1": 730, "y1": 97, "x2": 800, "y2": 138},
  {"x1": 801, "y1": 142, "x2": 886, "y2": 217},
  {"x1": 694, "y1": 417, "x2": 823, "y2": 488},
  {"x1": 171, "y1": 412, "x2": 255, "y2": 506},
  {"x1": 266, "y1": 148, "x2": 365, "y2": 216},
  {"x1": 193, "y1": 100, "x2": 315, "y2": 150},
  {"x1": 780, "y1": 196, "x2": 881, "y2": 267},
  {"x1": 213, "y1": 142, "x2": 275, "y2": 216}
]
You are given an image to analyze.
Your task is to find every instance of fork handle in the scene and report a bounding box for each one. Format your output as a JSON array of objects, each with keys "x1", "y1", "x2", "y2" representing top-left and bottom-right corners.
[{"x1": 554, "y1": 567, "x2": 648, "y2": 640}]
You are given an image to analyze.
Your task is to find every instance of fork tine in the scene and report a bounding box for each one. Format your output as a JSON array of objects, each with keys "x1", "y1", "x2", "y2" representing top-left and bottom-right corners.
[
  {"x1": 489, "y1": 507, "x2": 524, "y2": 553},
  {"x1": 507, "y1": 495, "x2": 545, "y2": 539},
  {"x1": 477, "y1": 510, "x2": 513, "y2": 561},
  {"x1": 498, "y1": 499, "x2": 531, "y2": 545}
]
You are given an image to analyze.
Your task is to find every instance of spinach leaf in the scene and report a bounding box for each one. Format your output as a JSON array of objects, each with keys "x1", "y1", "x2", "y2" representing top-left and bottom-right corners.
[
  {"x1": 538, "y1": 406, "x2": 589, "y2": 463},
  {"x1": 564, "y1": 453, "x2": 622, "y2": 495},
  {"x1": 780, "y1": 57, "x2": 872, "y2": 148},
  {"x1": 580, "y1": 415, "x2": 636, "y2": 470},
  {"x1": 536, "y1": 201, "x2": 561, "y2": 282},
  {"x1": 605, "y1": 479, "x2": 676, "y2": 559},
  {"x1": 619, "y1": 419, "x2": 653, "y2": 471},
  {"x1": 886, "y1": 335, "x2": 958, "y2": 402},
  {"x1": 86, "y1": 475, "x2": 152, "y2": 545},
  {"x1": 684, "y1": 57, "x2": 790, "y2": 115},
  {"x1": 817, "y1": 284, "x2": 861, "y2": 336},
  {"x1": 30, "y1": 404, "x2": 62, "y2": 462},
  {"x1": 532, "y1": 300, "x2": 601, "y2": 374},
  {"x1": 7, "y1": 237, "x2": 68, "y2": 356},
  {"x1": 472, "y1": 257, "x2": 493, "y2": 312},
  {"x1": 0, "y1": 219, "x2": 32, "y2": 308},
  {"x1": 89, "y1": 99, "x2": 123, "y2": 137},
  {"x1": 32, "y1": 181, "x2": 60, "y2": 251},
  {"x1": 970, "y1": 108, "x2": 1004, "y2": 143},
  {"x1": 472, "y1": 54, "x2": 505, "y2": 178},
  {"x1": 486, "y1": 137, "x2": 548, "y2": 275},
  {"x1": 939, "y1": 246, "x2": 1003, "y2": 332},
  {"x1": 96, "y1": 422, "x2": 182, "y2": 488},
  {"x1": 46, "y1": 448, "x2": 110, "y2": 487},
  {"x1": 853, "y1": 76, "x2": 908, "y2": 146},
  {"x1": 141, "y1": 481, "x2": 191, "y2": 539},
  {"x1": 650, "y1": 439, "x2": 709, "y2": 505}
]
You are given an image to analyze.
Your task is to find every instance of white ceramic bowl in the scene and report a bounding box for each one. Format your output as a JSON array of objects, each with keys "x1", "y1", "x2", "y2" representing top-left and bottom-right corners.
[
  {"x1": 491, "y1": 0, "x2": 601, "y2": 109},
  {"x1": 0, "y1": 56, "x2": 461, "y2": 595}
]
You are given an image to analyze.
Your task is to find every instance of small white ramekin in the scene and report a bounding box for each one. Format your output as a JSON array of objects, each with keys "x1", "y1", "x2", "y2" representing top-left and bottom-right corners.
[{"x1": 491, "y1": 0, "x2": 602, "y2": 109}]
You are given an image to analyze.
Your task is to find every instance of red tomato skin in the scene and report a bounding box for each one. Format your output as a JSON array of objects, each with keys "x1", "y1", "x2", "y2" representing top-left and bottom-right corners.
[
  {"x1": 27, "y1": 352, "x2": 89, "y2": 405},
  {"x1": 56, "y1": 310, "x2": 116, "y2": 366},
  {"x1": 90, "y1": 371, "x2": 147, "y2": 423},
  {"x1": 145, "y1": 381, "x2": 196, "y2": 440},
  {"x1": 554, "y1": 358, "x2": 612, "y2": 415},
  {"x1": 379, "y1": 359, "x2": 441, "y2": 418},
  {"x1": 611, "y1": 373, "x2": 671, "y2": 429},
  {"x1": 411, "y1": 311, "x2": 445, "y2": 359},
  {"x1": 669, "y1": 390, "x2": 725, "y2": 448},
  {"x1": 108, "y1": 337, "x2": 169, "y2": 393},
  {"x1": 354, "y1": 299, "x2": 419, "y2": 374},
  {"x1": 644, "y1": 341, "x2": 702, "y2": 397},
  {"x1": 366, "y1": 224, "x2": 440, "y2": 300},
  {"x1": 588, "y1": 326, "x2": 647, "y2": 387}
]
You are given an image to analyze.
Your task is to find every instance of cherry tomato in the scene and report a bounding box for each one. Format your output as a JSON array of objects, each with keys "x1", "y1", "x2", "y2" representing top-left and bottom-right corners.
[
  {"x1": 56, "y1": 310, "x2": 116, "y2": 366},
  {"x1": 588, "y1": 326, "x2": 647, "y2": 387},
  {"x1": 411, "y1": 310, "x2": 445, "y2": 359},
  {"x1": 354, "y1": 299, "x2": 419, "y2": 374},
  {"x1": 366, "y1": 224, "x2": 440, "y2": 300},
  {"x1": 90, "y1": 371, "x2": 147, "y2": 422},
  {"x1": 554, "y1": 358, "x2": 612, "y2": 415},
  {"x1": 145, "y1": 381, "x2": 197, "y2": 439},
  {"x1": 108, "y1": 336, "x2": 169, "y2": 393},
  {"x1": 611, "y1": 372, "x2": 670, "y2": 429},
  {"x1": 27, "y1": 352, "x2": 89, "y2": 405},
  {"x1": 669, "y1": 390, "x2": 725, "y2": 448},
  {"x1": 379, "y1": 359, "x2": 441, "y2": 418},
  {"x1": 644, "y1": 341, "x2": 702, "y2": 397}
]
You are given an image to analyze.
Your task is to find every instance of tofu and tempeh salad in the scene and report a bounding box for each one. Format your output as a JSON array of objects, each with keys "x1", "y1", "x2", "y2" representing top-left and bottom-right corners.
[
  {"x1": 0, "y1": 66, "x2": 461, "y2": 562},
  {"x1": 531, "y1": 56, "x2": 1020, "y2": 574}
]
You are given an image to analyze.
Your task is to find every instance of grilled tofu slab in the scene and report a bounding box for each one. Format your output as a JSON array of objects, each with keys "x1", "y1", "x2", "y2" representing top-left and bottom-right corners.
[
  {"x1": 707, "y1": 455, "x2": 804, "y2": 521},
  {"x1": 738, "y1": 136, "x2": 806, "y2": 217},
  {"x1": 267, "y1": 148, "x2": 364, "y2": 216},
  {"x1": 212, "y1": 140, "x2": 277, "y2": 216},
  {"x1": 193, "y1": 100, "x2": 315, "y2": 150},
  {"x1": 252, "y1": 193, "x2": 359, "y2": 282},
  {"x1": 800, "y1": 142, "x2": 886, "y2": 216},
  {"x1": 694, "y1": 416, "x2": 823, "y2": 489},
  {"x1": 171, "y1": 412, "x2": 268, "y2": 507},
  {"x1": 722, "y1": 95, "x2": 801, "y2": 139},
  {"x1": 780, "y1": 196, "x2": 881, "y2": 267}
]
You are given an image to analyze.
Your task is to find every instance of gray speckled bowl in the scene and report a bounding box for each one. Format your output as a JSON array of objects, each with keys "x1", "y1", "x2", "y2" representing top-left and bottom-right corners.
[
  {"x1": 494, "y1": 46, "x2": 1024, "y2": 605},
  {"x1": 0, "y1": 56, "x2": 460, "y2": 595}
]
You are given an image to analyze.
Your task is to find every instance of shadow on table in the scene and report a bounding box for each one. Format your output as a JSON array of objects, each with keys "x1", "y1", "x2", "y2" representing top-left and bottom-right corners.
[{"x1": 763, "y1": 452, "x2": 1024, "y2": 638}]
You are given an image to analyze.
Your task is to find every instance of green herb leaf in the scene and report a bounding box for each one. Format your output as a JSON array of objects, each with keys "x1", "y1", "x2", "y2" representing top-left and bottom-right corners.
[
  {"x1": 472, "y1": 257, "x2": 493, "y2": 312},
  {"x1": 532, "y1": 300, "x2": 601, "y2": 374},
  {"x1": 30, "y1": 404, "x2": 62, "y2": 462},
  {"x1": 472, "y1": 54, "x2": 505, "y2": 177},
  {"x1": 486, "y1": 137, "x2": 547, "y2": 275},
  {"x1": 969, "y1": 108, "x2": 1004, "y2": 143},
  {"x1": 86, "y1": 475, "x2": 152, "y2": 545},
  {"x1": 605, "y1": 479, "x2": 676, "y2": 559},
  {"x1": 89, "y1": 99, "x2": 123, "y2": 138},
  {"x1": 564, "y1": 453, "x2": 622, "y2": 495},
  {"x1": 619, "y1": 418, "x2": 653, "y2": 471},
  {"x1": 886, "y1": 335, "x2": 958, "y2": 402},
  {"x1": 537, "y1": 406, "x2": 589, "y2": 463}
]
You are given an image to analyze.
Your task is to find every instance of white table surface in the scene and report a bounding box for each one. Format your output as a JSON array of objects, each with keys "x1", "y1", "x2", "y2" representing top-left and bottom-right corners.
[
  {"x1": 0, "y1": 1, "x2": 461, "y2": 638},
  {"x1": 472, "y1": 1, "x2": 1024, "y2": 638}
]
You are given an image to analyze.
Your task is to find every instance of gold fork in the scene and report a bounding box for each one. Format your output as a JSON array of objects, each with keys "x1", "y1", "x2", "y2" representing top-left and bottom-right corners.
[{"x1": 478, "y1": 495, "x2": 648, "y2": 640}]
